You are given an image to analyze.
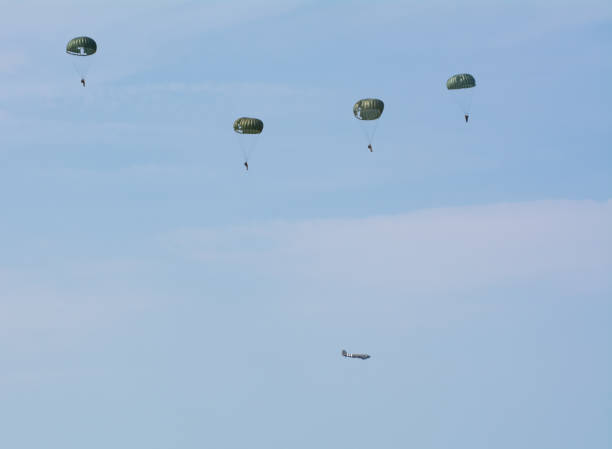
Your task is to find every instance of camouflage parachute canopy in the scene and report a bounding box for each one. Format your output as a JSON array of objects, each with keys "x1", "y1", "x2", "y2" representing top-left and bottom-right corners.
[
  {"x1": 233, "y1": 117, "x2": 264, "y2": 134},
  {"x1": 66, "y1": 36, "x2": 97, "y2": 56},
  {"x1": 446, "y1": 73, "x2": 476, "y2": 90},
  {"x1": 353, "y1": 98, "x2": 384, "y2": 120}
]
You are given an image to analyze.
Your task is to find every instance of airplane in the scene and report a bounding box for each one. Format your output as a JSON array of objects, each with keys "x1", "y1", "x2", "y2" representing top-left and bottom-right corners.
[{"x1": 342, "y1": 349, "x2": 370, "y2": 360}]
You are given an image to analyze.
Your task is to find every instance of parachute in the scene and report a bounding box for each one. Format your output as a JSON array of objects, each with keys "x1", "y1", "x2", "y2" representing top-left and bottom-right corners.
[
  {"x1": 446, "y1": 73, "x2": 476, "y2": 122},
  {"x1": 353, "y1": 98, "x2": 384, "y2": 121},
  {"x1": 233, "y1": 117, "x2": 263, "y2": 169},
  {"x1": 66, "y1": 37, "x2": 97, "y2": 56},
  {"x1": 353, "y1": 98, "x2": 384, "y2": 152},
  {"x1": 446, "y1": 73, "x2": 476, "y2": 90},
  {"x1": 233, "y1": 117, "x2": 264, "y2": 135},
  {"x1": 66, "y1": 36, "x2": 97, "y2": 85}
]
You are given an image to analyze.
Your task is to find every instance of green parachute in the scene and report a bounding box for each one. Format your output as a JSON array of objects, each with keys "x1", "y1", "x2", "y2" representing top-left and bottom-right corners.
[
  {"x1": 66, "y1": 36, "x2": 97, "y2": 86},
  {"x1": 446, "y1": 73, "x2": 475, "y2": 90},
  {"x1": 233, "y1": 117, "x2": 264, "y2": 170},
  {"x1": 66, "y1": 37, "x2": 97, "y2": 56},
  {"x1": 446, "y1": 73, "x2": 476, "y2": 122},
  {"x1": 353, "y1": 98, "x2": 384, "y2": 121},
  {"x1": 353, "y1": 98, "x2": 384, "y2": 152},
  {"x1": 233, "y1": 117, "x2": 264, "y2": 135}
]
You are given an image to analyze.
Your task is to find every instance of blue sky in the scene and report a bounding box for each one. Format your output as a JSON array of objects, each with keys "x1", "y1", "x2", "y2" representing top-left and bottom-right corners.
[{"x1": 0, "y1": 1, "x2": 611, "y2": 448}]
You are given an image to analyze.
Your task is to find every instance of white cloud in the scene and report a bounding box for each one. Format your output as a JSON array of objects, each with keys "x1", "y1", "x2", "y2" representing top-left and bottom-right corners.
[{"x1": 168, "y1": 199, "x2": 612, "y2": 293}]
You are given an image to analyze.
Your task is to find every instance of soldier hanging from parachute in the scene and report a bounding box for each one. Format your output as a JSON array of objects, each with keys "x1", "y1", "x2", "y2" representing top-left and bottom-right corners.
[
  {"x1": 446, "y1": 73, "x2": 476, "y2": 123},
  {"x1": 233, "y1": 117, "x2": 264, "y2": 171},
  {"x1": 66, "y1": 36, "x2": 97, "y2": 87},
  {"x1": 353, "y1": 98, "x2": 384, "y2": 152}
]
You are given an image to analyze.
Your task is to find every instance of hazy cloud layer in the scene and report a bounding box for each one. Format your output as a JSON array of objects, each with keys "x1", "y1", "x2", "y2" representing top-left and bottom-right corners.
[{"x1": 170, "y1": 199, "x2": 612, "y2": 293}]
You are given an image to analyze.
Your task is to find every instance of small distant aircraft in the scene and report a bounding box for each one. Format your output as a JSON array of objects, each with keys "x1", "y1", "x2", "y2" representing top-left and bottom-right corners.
[{"x1": 342, "y1": 349, "x2": 370, "y2": 360}]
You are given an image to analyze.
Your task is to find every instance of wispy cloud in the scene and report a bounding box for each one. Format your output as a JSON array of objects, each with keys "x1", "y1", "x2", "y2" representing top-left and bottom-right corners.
[{"x1": 167, "y1": 199, "x2": 612, "y2": 293}]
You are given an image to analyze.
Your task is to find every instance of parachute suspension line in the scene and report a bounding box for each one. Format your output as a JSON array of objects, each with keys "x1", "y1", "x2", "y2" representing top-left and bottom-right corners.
[
  {"x1": 70, "y1": 56, "x2": 94, "y2": 85},
  {"x1": 368, "y1": 119, "x2": 380, "y2": 145},
  {"x1": 359, "y1": 119, "x2": 380, "y2": 150},
  {"x1": 450, "y1": 89, "x2": 473, "y2": 114},
  {"x1": 462, "y1": 88, "x2": 476, "y2": 115},
  {"x1": 465, "y1": 86, "x2": 477, "y2": 119},
  {"x1": 236, "y1": 133, "x2": 260, "y2": 163},
  {"x1": 247, "y1": 133, "x2": 260, "y2": 162},
  {"x1": 236, "y1": 135, "x2": 248, "y2": 162}
]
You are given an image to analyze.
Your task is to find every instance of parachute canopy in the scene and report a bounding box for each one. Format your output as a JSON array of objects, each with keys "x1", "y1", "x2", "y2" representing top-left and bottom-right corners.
[
  {"x1": 233, "y1": 117, "x2": 263, "y2": 134},
  {"x1": 66, "y1": 37, "x2": 97, "y2": 56},
  {"x1": 353, "y1": 98, "x2": 384, "y2": 120},
  {"x1": 446, "y1": 73, "x2": 475, "y2": 90}
]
